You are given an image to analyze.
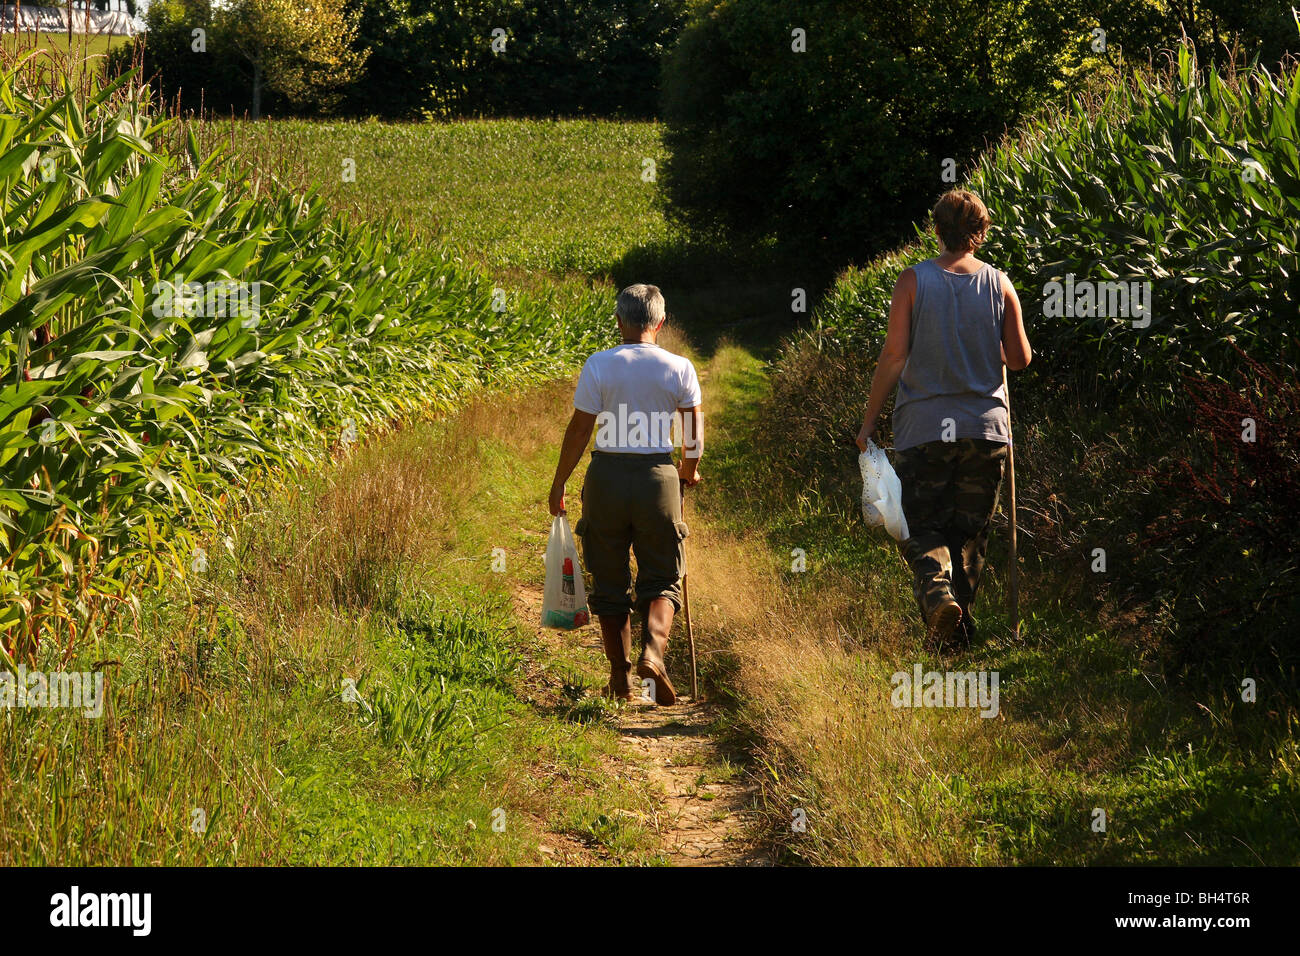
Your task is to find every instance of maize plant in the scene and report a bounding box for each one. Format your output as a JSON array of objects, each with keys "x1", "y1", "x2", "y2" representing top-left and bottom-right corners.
[
  {"x1": 814, "y1": 50, "x2": 1300, "y2": 393},
  {"x1": 971, "y1": 47, "x2": 1300, "y2": 392},
  {"x1": 0, "y1": 65, "x2": 611, "y2": 657}
]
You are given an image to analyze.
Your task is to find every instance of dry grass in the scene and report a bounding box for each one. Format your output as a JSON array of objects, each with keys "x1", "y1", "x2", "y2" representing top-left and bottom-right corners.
[
  {"x1": 669, "y1": 342, "x2": 1035, "y2": 865},
  {"x1": 685, "y1": 513, "x2": 1022, "y2": 865},
  {"x1": 655, "y1": 320, "x2": 691, "y2": 357},
  {"x1": 223, "y1": 382, "x2": 575, "y2": 628}
]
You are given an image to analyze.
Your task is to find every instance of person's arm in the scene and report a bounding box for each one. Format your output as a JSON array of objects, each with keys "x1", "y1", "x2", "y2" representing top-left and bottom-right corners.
[
  {"x1": 677, "y1": 359, "x2": 704, "y2": 486},
  {"x1": 549, "y1": 409, "x2": 597, "y2": 515},
  {"x1": 1002, "y1": 273, "x2": 1032, "y2": 370},
  {"x1": 855, "y1": 268, "x2": 915, "y2": 450},
  {"x1": 678, "y1": 404, "x2": 703, "y2": 486}
]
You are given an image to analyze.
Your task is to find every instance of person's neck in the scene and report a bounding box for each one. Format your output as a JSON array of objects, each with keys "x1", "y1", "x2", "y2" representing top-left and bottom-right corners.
[
  {"x1": 937, "y1": 248, "x2": 974, "y2": 266},
  {"x1": 621, "y1": 337, "x2": 656, "y2": 346}
]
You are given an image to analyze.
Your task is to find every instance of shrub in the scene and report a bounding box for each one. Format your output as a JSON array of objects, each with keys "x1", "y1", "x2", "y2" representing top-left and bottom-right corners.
[
  {"x1": 1142, "y1": 349, "x2": 1300, "y2": 672},
  {"x1": 109, "y1": 0, "x2": 256, "y2": 115},
  {"x1": 659, "y1": 0, "x2": 1114, "y2": 258}
]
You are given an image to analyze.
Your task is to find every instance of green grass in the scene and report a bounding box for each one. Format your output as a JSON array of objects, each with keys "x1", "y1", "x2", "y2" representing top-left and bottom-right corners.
[
  {"x1": 695, "y1": 341, "x2": 1300, "y2": 866},
  {"x1": 0, "y1": 383, "x2": 666, "y2": 865},
  {"x1": 1, "y1": 33, "x2": 123, "y2": 57},
  {"x1": 274, "y1": 600, "x2": 652, "y2": 865},
  {"x1": 201, "y1": 115, "x2": 837, "y2": 350},
  {"x1": 208, "y1": 118, "x2": 668, "y2": 279}
]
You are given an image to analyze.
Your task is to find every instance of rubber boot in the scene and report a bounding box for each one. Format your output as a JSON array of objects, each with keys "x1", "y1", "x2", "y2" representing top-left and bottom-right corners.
[
  {"x1": 926, "y1": 597, "x2": 963, "y2": 650},
  {"x1": 636, "y1": 598, "x2": 677, "y2": 705},
  {"x1": 599, "y1": 614, "x2": 634, "y2": 701}
]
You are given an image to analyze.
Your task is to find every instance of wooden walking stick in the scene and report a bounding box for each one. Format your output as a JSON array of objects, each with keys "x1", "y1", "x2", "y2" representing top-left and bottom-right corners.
[
  {"x1": 679, "y1": 479, "x2": 699, "y2": 700},
  {"x1": 1003, "y1": 365, "x2": 1019, "y2": 638}
]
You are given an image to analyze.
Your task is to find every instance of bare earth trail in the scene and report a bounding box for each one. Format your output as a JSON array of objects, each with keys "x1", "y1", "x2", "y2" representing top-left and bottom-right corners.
[
  {"x1": 513, "y1": 582, "x2": 770, "y2": 866},
  {"x1": 492, "y1": 339, "x2": 778, "y2": 865}
]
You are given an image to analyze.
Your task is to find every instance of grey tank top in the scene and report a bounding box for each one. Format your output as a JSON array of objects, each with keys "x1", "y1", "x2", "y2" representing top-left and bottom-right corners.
[{"x1": 893, "y1": 258, "x2": 1009, "y2": 451}]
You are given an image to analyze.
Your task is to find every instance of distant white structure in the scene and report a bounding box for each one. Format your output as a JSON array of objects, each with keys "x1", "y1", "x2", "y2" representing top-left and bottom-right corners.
[{"x1": 1, "y1": 3, "x2": 144, "y2": 36}]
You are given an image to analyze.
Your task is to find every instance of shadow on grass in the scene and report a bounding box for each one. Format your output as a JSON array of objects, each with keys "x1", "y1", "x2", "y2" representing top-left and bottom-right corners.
[
  {"x1": 977, "y1": 754, "x2": 1299, "y2": 865},
  {"x1": 610, "y1": 233, "x2": 844, "y2": 357}
]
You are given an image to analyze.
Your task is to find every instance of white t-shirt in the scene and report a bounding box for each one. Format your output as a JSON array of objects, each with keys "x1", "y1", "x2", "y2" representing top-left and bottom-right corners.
[{"x1": 573, "y1": 343, "x2": 702, "y2": 455}]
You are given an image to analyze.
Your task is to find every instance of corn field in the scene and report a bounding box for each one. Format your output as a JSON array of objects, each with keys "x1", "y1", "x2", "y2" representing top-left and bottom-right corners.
[
  {"x1": 0, "y1": 64, "x2": 611, "y2": 657},
  {"x1": 815, "y1": 49, "x2": 1300, "y2": 392}
]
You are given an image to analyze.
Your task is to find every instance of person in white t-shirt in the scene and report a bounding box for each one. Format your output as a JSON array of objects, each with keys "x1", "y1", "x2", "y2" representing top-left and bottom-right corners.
[{"x1": 549, "y1": 284, "x2": 703, "y2": 704}]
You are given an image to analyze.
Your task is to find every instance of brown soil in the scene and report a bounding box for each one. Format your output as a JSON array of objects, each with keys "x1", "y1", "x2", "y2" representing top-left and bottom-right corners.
[{"x1": 513, "y1": 583, "x2": 768, "y2": 866}]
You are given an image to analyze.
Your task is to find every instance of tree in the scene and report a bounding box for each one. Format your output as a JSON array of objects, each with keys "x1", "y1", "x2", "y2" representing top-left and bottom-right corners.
[
  {"x1": 218, "y1": 0, "x2": 368, "y2": 119},
  {"x1": 660, "y1": 0, "x2": 1102, "y2": 259},
  {"x1": 341, "y1": 0, "x2": 691, "y2": 119},
  {"x1": 658, "y1": 0, "x2": 1298, "y2": 262}
]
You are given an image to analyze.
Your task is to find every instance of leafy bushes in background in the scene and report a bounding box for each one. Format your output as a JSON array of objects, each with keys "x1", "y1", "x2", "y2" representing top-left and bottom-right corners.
[
  {"x1": 114, "y1": 0, "x2": 691, "y2": 119},
  {"x1": 347, "y1": 0, "x2": 691, "y2": 120},
  {"x1": 658, "y1": 0, "x2": 1086, "y2": 257},
  {"x1": 659, "y1": 0, "x2": 1299, "y2": 261},
  {"x1": 111, "y1": 0, "x2": 366, "y2": 118}
]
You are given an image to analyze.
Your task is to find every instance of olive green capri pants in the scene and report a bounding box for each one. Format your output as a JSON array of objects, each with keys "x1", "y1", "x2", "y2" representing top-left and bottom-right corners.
[{"x1": 574, "y1": 451, "x2": 688, "y2": 617}]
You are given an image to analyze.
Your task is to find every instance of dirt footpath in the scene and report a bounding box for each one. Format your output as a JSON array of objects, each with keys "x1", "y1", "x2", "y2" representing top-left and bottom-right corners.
[
  {"x1": 617, "y1": 694, "x2": 768, "y2": 865},
  {"x1": 513, "y1": 584, "x2": 769, "y2": 866}
]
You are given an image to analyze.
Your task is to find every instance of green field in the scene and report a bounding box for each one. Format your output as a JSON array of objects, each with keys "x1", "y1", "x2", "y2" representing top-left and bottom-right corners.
[
  {"x1": 213, "y1": 118, "x2": 668, "y2": 278},
  {"x1": 3, "y1": 48, "x2": 1297, "y2": 868},
  {"x1": 1, "y1": 31, "x2": 123, "y2": 60},
  {"x1": 218, "y1": 103, "x2": 1299, "y2": 865}
]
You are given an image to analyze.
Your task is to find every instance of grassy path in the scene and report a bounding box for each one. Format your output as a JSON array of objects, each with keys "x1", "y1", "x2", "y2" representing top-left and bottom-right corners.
[
  {"x1": 513, "y1": 584, "x2": 762, "y2": 865},
  {"x1": 491, "y1": 328, "x2": 771, "y2": 865},
  {"x1": 0, "y1": 317, "x2": 778, "y2": 865},
  {"x1": 276, "y1": 369, "x2": 772, "y2": 865},
  {"x1": 682, "y1": 337, "x2": 1300, "y2": 866}
]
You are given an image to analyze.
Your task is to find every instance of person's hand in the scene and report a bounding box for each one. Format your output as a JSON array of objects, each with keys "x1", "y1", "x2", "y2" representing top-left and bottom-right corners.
[
  {"x1": 678, "y1": 463, "x2": 702, "y2": 488},
  {"x1": 548, "y1": 482, "x2": 566, "y2": 516},
  {"x1": 855, "y1": 420, "x2": 877, "y2": 453}
]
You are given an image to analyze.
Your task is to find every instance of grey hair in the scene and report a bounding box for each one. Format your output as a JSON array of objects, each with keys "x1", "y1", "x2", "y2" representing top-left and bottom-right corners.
[{"x1": 615, "y1": 283, "x2": 666, "y2": 331}]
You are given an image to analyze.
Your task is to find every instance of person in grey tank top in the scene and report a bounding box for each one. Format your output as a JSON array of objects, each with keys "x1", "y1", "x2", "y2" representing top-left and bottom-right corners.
[{"x1": 855, "y1": 189, "x2": 1033, "y2": 646}]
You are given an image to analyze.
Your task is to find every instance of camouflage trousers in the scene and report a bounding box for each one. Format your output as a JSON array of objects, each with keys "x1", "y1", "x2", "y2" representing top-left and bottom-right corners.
[{"x1": 894, "y1": 438, "x2": 1008, "y2": 638}]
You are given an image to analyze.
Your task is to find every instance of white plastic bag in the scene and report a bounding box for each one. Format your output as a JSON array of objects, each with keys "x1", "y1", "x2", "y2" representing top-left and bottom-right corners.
[
  {"x1": 859, "y1": 440, "x2": 910, "y2": 542},
  {"x1": 541, "y1": 514, "x2": 590, "y2": 629}
]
